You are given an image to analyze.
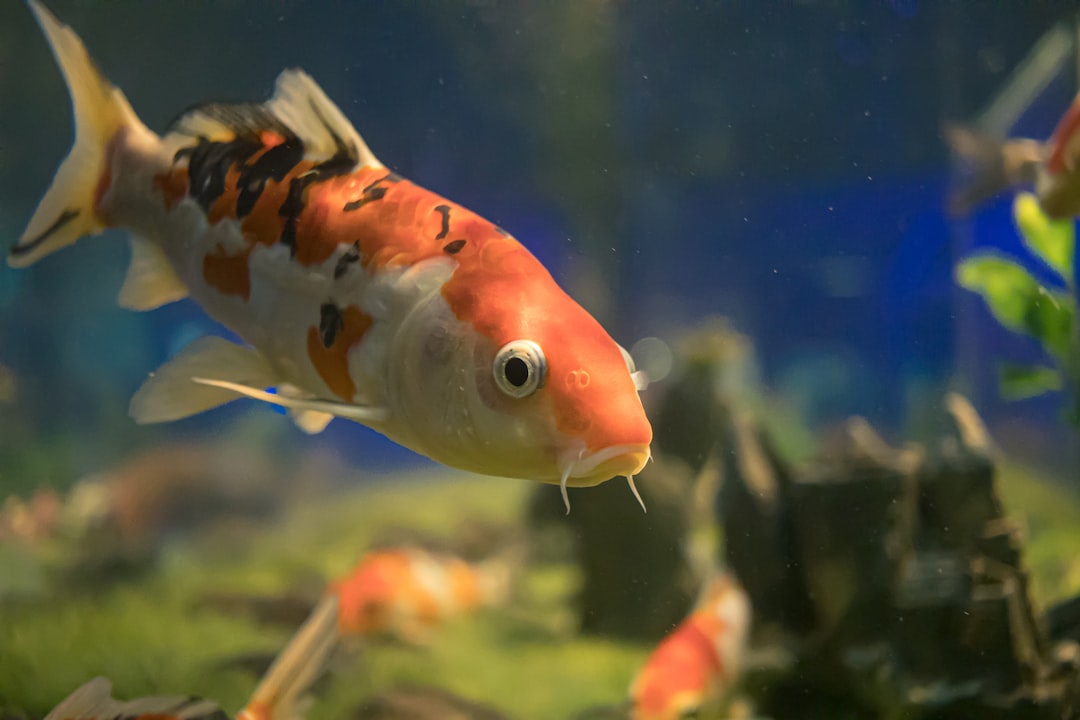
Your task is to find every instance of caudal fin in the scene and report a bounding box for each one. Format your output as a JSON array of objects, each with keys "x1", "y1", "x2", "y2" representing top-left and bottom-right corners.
[{"x1": 9, "y1": 1, "x2": 146, "y2": 267}]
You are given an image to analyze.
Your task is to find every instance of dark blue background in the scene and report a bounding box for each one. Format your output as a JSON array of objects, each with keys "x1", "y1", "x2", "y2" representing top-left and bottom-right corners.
[{"x1": 0, "y1": 2, "x2": 1075, "y2": 478}]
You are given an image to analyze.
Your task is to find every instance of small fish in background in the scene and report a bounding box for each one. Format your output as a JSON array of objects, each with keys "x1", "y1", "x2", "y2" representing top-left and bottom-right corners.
[
  {"x1": 946, "y1": 90, "x2": 1080, "y2": 218},
  {"x1": 9, "y1": 2, "x2": 652, "y2": 511},
  {"x1": 330, "y1": 547, "x2": 510, "y2": 644},
  {"x1": 42, "y1": 678, "x2": 228, "y2": 720},
  {"x1": 628, "y1": 574, "x2": 751, "y2": 720}
]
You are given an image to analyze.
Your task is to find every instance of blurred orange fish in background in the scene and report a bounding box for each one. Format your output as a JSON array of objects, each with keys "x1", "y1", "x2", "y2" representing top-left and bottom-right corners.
[
  {"x1": 331, "y1": 547, "x2": 510, "y2": 644},
  {"x1": 628, "y1": 574, "x2": 751, "y2": 720}
]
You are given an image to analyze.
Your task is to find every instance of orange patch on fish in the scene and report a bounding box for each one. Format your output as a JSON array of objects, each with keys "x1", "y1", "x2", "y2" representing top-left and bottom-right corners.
[
  {"x1": 292, "y1": 169, "x2": 456, "y2": 272},
  {"x1": 239, "y1": 163, "x2": 310, "y2": 244},
  {"x1": 259, "y1": 129, "x2": 286, "y2": 148},
  {"x1": 207, "y1": 165, "x2": 243, "y2": 225},
  {"x1": 237, "y1": 700, "x2": 272, "y2": 720},
  {"x1": 153, "y1": 168, "x2": 189, "y2": 212},
  {"x1": 447, "y1": 560, "x2": 481, "y2": 607},
  {"x1": 306, "y1": 305, "x2": 373, "y2": 401},
  {"x1": 633, "y1": 621, "x2": 724, "y2": 719},
  {"x1": 333, "y1": 550, "x2": 409, "y2": 635},
  {"x1": 203, "y1": 244, "x2": 252, "y2": 299}
]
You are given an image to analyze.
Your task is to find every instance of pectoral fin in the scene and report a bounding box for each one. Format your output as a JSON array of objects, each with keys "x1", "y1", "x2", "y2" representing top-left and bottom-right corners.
[
  {"x1": 288, "y1": 409, "x2": 335, "y2": 434},
  {"x1": 191, "y1": 377, "x2": 388, "y2": 427},
  {"x1": 277, "y1": 384, "x2": 335, "y2": 434},
  {"x1": 130, "y1": 336, "x2": 274, "y2": 424},
  {"x1": 118, "y1": 237, "x2": 188, "y2": 310}
]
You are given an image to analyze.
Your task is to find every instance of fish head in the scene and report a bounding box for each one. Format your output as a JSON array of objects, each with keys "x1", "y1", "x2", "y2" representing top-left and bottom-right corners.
[{"x1": 392, "y1": 253, "x2": 652, "y2": 489}]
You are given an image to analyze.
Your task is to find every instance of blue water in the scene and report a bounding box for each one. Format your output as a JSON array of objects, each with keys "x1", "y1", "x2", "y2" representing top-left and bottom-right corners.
[{"x1": 0, "y1": 2, "x2": 1076, "y2": 480}]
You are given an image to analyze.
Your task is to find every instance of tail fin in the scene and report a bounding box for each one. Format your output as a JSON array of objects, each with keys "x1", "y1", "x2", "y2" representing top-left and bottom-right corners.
[
  {"x1": 237, "y1": 594, "x2": 340, "y2": 720},
  {"x1": 9, "y1": 1, "x2": 146, "y2": 268}
]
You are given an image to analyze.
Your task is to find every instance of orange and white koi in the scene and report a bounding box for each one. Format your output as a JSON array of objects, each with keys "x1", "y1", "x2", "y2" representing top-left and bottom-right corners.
[
  {"x1": 330, "y1": 547, "x2": 508, "y2": 643},
  {"x1": 628, "y1": 575, "x2": 751, "y2": 720},
  {"x1": 947, "y1": 90, "x2": 1080, "y2": 218},
  {"x1": 10, "y1": 3, "x2": 652, "y2": 511}
]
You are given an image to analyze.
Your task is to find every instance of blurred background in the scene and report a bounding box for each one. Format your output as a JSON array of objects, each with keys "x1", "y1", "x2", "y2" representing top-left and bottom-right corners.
[{"x1": 3, "y1": 3, "x2": 1080, "y2": 718}]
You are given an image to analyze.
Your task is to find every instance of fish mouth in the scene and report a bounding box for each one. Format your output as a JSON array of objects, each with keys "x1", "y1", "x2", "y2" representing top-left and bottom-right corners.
[
  {"x1": 566, "y1": 443, "x2": 651, "y2": 484},
  {"x1": 556, "y1": 443, "x2": 652, "y2": 514}
]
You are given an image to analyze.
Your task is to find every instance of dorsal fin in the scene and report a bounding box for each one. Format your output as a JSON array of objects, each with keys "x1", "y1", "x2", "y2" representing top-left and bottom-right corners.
[
  {"x1": 167, "y1": 69, "x2": 382, "y2": 169},
  {"x1": 170, "y1": 102, "x2": 292, "y2": 143}
]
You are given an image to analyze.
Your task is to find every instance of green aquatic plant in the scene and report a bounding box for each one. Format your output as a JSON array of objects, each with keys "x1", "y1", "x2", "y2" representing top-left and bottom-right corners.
[{"x1": 956, "y1": 192, "x2": 1080, "y2": 424}]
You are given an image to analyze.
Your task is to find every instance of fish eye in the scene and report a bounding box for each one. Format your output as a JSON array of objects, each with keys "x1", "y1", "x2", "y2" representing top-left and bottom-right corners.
[{"x1": 493, "y1": 340, "x2": 546, "y2": 398}]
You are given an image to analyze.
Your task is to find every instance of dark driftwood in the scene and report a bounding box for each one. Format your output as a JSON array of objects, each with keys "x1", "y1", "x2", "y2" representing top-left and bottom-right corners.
[
  {"x1": 722, "y1": 393, "x2": 1080, "y2": 719},
  {"x1": 530, "y1": 456, "x2": 699, "y2": 641}
]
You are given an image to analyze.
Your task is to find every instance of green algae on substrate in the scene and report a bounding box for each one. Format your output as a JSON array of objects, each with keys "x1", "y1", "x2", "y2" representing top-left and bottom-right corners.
[
  {"x1": 997, "y1": 460, "x2": 1080, "y2": 604},
  {"x1": 0, "y1": 470, "x2": 645, "y2": 720},
  {"x1": 3, "y1": 462, "x2": 1079, "y2": 719}
]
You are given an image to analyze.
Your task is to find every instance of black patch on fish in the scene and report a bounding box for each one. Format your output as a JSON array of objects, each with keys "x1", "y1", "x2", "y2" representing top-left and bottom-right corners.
[
  {"x1": 179, "y1": 136, "x2": 263, "y2": 212},
  {"x1": 169, "y1": 100, "x2": 362, "y2": 232},
  {"x1": 319, "y1": 302, "x2": 344, "y2": 347},
  {"x1": 434, "y1": 205, "x2": 451, "y2": 240},
  {"x1": 342, "y1": 186, "x2": 387, "y2": 212},
  {"x1": 9, "y1": 208, "x2": 79, "y2": 258},
  {"x1": 279, "y1": 152, "x2": 356, "y2": 255},
  {"x1": 235, "y1": 136, "x2": 304, "y2": 217},
  {"x1": 334, "y1": 241, "x2": 361, "y2": 279},
  {"x1": 443, "y1": 239, "x2": 466, "y2": 255},
  {"x1": 342, "y1": 173, "x2": 401, "y2": 212}
]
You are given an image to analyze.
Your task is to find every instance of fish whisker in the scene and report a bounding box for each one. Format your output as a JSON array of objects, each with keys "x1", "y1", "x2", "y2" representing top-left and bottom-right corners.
[
  {"x1": 560, "y1": 465, "x2": 571, "y2": 515},
  {"x1": 627, "y1": 474, "x2": 646, "y2": 513}
]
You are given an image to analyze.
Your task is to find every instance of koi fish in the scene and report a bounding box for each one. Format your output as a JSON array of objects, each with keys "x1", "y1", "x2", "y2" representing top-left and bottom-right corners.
[
  {"x1": 946, "y1": 90, "x2": 1080, "y2": 218},
  {"x1": 628, "y1": 575, "x2": 751, "y2": 720},
  {"x1": 10, "y1": 3, "x2": 652, "y2": 511},
  {"x1": 330, "y1": 547, "x2": 508, "y2": 643}
]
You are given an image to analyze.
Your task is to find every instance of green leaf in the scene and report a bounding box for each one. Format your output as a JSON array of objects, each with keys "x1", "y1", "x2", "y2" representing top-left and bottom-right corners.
[
  {"x1": 1014, "y1": 192, "x2": 1075, "y2": 284},
  {"x1": 956, "y1": 253, "x2": 1075, "y2": 361},
  {"x1": 997, "y1": 363, "x2": 1063, "y2": 400}
]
